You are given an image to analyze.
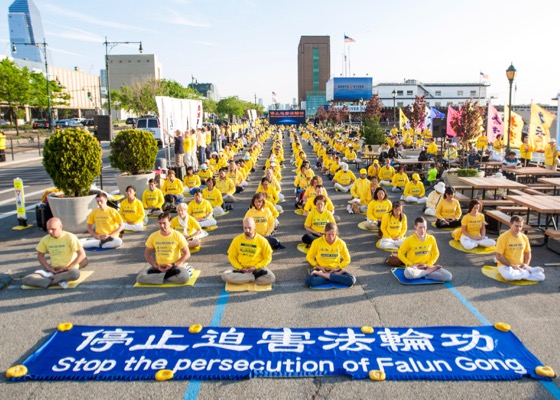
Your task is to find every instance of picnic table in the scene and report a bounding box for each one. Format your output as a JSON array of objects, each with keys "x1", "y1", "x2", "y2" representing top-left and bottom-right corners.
[
  {"x1": 537, "y1": 177, "x2": 560, "y2": 195},
  {"x1": 502, "y1": 166, "x2": 559, "y2": 182},
  {"x1": 458, "y1": 176, "x2": 527, "y2": 199}
]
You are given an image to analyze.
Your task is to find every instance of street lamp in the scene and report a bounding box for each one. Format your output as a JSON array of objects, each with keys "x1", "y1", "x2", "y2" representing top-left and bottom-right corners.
[
  {"x1": 12, "y1": 40, "x2": 52, "y2": 131},
  {"x1": 506, "y1": 63, "x2": 517, "y2": 153},
  {"x1": 103, "y1": 37, "x2": 143, "y2": 120},
  {"x1": 392, "y1": 90, "x2": 397, "y2": 126}
]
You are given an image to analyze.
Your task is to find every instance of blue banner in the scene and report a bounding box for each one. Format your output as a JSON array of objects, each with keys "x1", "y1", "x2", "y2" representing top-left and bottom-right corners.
[
  {"x1": 269, "y1": 110, "x2": 306, "y2": 125},
  {"x1": 12, "y1": 325, "x2": 550, "y2": 381},
  {"x1": 326, "y1": 77, "x2": 373, "y2": 101}
]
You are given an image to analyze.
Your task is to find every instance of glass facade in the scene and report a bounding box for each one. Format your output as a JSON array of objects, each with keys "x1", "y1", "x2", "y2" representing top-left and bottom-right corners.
[
  {"x1": 312, "y1": 48, "x2": 319, "y2": 91},
  {"x1": 8, "y1": 0, "x2": 46, "y2": 63},
  {"x1": 305, "y1": 91, "x2": 328, "y2": 117}
]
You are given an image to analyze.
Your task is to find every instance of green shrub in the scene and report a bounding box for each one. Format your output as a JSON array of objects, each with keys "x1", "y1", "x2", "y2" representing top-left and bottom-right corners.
[
  {"x1": 109, "y1": 129, "x2": 158, "y2": 175},
  {"x1": 457, "y1": 168, "x2": 479, "y2": 177},
  {"x1": 361, "y1": 117, "x2": 385, "y2": 145},
  {"x1": 42, "y1": 128, "x2": 102, "y2": 197}
]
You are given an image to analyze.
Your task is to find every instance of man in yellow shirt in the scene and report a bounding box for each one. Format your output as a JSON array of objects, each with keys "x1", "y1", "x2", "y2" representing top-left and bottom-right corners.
[
  {"x1": 495, "y1": 216, "x2": 545, "y2": 281},
  {"x1": 222, "y1": 217, "x2": 275, "y2": 285},
  {"x1": 305, "y1": 223, "x2": 355, "y2": 288},
  {"x1": 216, "y1": 168, "x2": 237, "y2": 204},
  {"x1": 426, "y1": 138, "x2": 438, "y2": 160},
  {"x1": 119, "y1": 185, "x2": 146, "y2": 231},
  {"x1": 22, "y1": 218, "x2": 86, "y2": 288},
  {"x1": 544, "y1": 138, "x2": 558, "y2": 171},
  {"x1": 398, "y1": 217, "x2": 452, "y2": 282},
  {"x1": 82, "y1": 193, "x2": 124, "y2": 249},
  {"x1": 142, "y1": 179, "x2": 164, "y2": 217},
  {"x1": 161, "y1": 170, "x2": 184, "y2": 204},
  {"x1": 137, "y1": 213, "x2": 193, "y2": 285}
]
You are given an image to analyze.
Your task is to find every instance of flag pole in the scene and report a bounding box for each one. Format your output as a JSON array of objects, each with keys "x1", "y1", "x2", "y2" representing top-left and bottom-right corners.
[{"x1": 348, "y1": 45, "x2": 351, "y2": 76}]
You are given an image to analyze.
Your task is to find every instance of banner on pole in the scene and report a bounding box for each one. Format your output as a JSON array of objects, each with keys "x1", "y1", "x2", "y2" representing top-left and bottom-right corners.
[
  {"x1": 14, "y1": 178, "x2": 26, "y2": 220},
  {"x1": 11, "y1": 325, "x2": 550, "y2": 382}
]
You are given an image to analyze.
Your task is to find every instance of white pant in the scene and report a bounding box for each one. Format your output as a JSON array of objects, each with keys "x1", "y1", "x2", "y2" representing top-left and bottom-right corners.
[
  {"x1": 460, "y1": 235, "x2": 496, "y2": 250},
  {"x1": 213, "y1": 206, "x2": 225, "y2": 216},
  {"x1": 334, "y1": 183, "x2": 352, "y2": 192},
  {"x1": 80, "y1": 237, "x2": 123, "y2": 249},
  {"x1": 380, "y1": 180, "x2": 392, "y2": 186},
  {"x1": 199, "y1": 217, "x2": 217, "y2": 228},
  {"x1": 402, "y1": 195, "x2": 427, "y2": 204},
  {"x1": 498, "y1": 265, "x2": 545, "y2": 281},
  {"x1": 379, "y1": 238, "x2": 404, "y2": 250},
  {"x1": 424, "y1": 208, "x2": 436, "y2": 216},
  {"x1": 123, "y1": 222, "x2": 144, "y2": 232},
  {"x1": 364, "y1": 220, "x2": 379, "y2": 230}
]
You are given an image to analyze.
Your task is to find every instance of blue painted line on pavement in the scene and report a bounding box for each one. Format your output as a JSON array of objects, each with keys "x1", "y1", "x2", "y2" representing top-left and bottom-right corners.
[
  {"x1": 445, "y1": 282, "x2": 559, "y2": 398},
  {"x1": 183, "y1": 287, "x2": 230, "y2": 400}
]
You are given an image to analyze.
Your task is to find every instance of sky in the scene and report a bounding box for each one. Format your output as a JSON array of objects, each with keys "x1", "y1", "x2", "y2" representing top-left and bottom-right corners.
[{"x1": 0, "y1": 0, "x2": 558, "y2": 107}]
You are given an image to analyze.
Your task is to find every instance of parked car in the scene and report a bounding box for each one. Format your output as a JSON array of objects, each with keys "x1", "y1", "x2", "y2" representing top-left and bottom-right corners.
[
  {"x1": 82, "y1": 119, "x2": 95, "y2": 127},
  {"x1": 55, "y1": 119, "x2": 83, "y2": 128},
  {"x1": 136, "y1": 116, "x2": 162, "y2": 147},
  {"x1": 125, "y1": 117, "x2": 137, "y2": 127},
  {"x1": 32, "y1": 119, "x2": 50, "y2": 129}
]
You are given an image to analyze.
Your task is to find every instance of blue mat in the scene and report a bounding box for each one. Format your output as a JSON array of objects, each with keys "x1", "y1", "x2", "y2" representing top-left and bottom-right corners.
[
  {"x1": 309, "y1": 282, "x2": 352, "y2": 290},
  {"x1": 391, "y1": 267, "x2": 443, "y2": 285}
]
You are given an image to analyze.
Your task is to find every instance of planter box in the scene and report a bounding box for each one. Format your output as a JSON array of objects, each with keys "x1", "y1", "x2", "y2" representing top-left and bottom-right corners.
[
  {"x1": 48, "y1": 193, "x2": 97, "y2": 233},
  {"x1": 115, "y1": 172, "x2": 155, "y2": 197}
]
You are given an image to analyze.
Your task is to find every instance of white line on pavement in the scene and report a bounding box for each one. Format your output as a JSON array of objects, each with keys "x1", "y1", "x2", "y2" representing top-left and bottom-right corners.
[
  {"x1": 0, "y1": 188, "x2": 45, "y2": 206},
  {"x1": 0, "y1": 203, "x2": 39, "y2": 221},
  {"x1": 0, "y1": 186, "x2": 29, "y2": 195}
]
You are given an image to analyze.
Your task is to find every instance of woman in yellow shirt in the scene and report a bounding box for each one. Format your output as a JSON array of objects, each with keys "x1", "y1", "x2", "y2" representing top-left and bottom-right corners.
[
  {"x1": 379, "y1": 201, "x2": 408, "y2": 250},
  {"x1": 435, "y1": 187, "x2": 462, "y2": 228},
  {"x1": 452, "y1": 199, "x2": 496, "y2": 250},
  {"x1": 244, "y1": 193, "x2": 285, "y2": 250},
  {"x1": 183, "y1": 166, "x2": 201, "y2": 195},
  {"x1": 171, "y1": 203, "x2": 205, "y2": 249},
  {"x1": 519, "y1": 136, "x2": 533, "y2": 167},
  {"x1": 302, "y1": 195, "x2": 335, "y2": 245},
  {"x1": 305, "y1": 222, "x2": 355, "y2": 288},
  {"x1": 365, "y1": 187, "x2": 392, "y2": 230}
]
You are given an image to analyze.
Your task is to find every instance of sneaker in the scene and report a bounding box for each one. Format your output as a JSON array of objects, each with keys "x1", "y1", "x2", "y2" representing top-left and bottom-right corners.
[
  {"x1": 59, "y1": 281, "x2": 69, "y2": 289},
  {"x1": 253, "y1": 269, "x2": 268, "y2": 279},
  {"x1": 35, "y1": 270, "x2": 53, "y2": 279},
  {"x1": 276, "y1": 244, "x2": 286, "y2": 250}
]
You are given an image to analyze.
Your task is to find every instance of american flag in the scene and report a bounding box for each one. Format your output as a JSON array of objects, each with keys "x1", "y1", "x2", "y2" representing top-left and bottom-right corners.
[
  {"x1": 344, "y1": 35, "x2": 356, "y2": 43},
  {"x1": 480, "y1": 72, "x2": 489, "y2": 80},
  {"x1": 272, "y1": 91, "x2": 277, "y2": 96}
]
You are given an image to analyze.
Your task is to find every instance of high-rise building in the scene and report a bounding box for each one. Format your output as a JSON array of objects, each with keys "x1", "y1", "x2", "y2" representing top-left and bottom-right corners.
[
  {"x1": 8, "y1": 0, "x2": 47, "y2": 64},
  {"x1": 297, "y1": 36, "x2": 330, "y2": 107}
]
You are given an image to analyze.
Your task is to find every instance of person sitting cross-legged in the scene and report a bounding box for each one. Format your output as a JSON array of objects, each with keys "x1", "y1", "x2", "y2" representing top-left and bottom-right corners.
[
  {"x1": 454, "y1": 199, "x2": 496, "y2": 250},
  {"x1": 305, "y1": 222, "x2": 355, "y2": 288},
  {"x1": 221, "y1": 217, "x2": 276, "y2": 285},
  {"x1": 378, "y1": 201, "x2": 408, "y2": 250},
  {"x1": 495, "y1": 215, "x2": 545, "y2": 282},
  {"x1": 137, "y1": 212, "x2": 193, "y2": 285},
  {"x1": 81, "y1": 192, "x2": 124, "y2": 249},
  {"x1": 171, "y1": 203, "x2": 206, "y2": 249},
  {"x1": 119, "y1": 185, "x2": 145, "y2": 232},
  {"x1": 398, "y1": 217, "x2": 453, "y2": 282},
  {"x1": 22, "y1": 217, "x2": 87, "y2": 289}
]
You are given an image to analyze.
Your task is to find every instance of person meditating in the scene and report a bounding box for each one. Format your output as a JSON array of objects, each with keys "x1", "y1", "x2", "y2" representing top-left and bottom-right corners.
[
  {"x1": 22, "y1": 218, "x2": 87, "y2": 289},
  {"x1": 495, "y1": 216, "x2": 545, "y2": 281},
  {"x1": 378, "y1": 201, "x2": 408, "y2": 250},
  {"x1": 221, "y1": 217, "x2": 276, "y2": 285},
  {"x1": 81, "y1": 192, "x2": 124, "y2": 249},
  {"x1": 171, "y1": 203, "x2": 205, "y2": 249},
  {"x1": 137, "y1": 213, "x2": 193, "y2": 285},
  {"x1": 302, "y1": 195, "x2": 336, "y2": 245},
  {"x1": 364, "y1": 187, "x2": 391, "y2": 230},
  {"x1": 453, "y1": 199, "x2": 496, "y2": 250},
  {"x1": 398, "y1": 217, "x2": 453, "y2": 282},
  {"x1": 435, "y1": 187, "x2": 462, "y2": 228},
  {"x1": 305, "y1": 222, "x2": 355, "y2": 288}
]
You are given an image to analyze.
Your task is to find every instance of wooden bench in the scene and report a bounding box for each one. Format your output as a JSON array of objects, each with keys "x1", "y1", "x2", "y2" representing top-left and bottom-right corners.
[
  {"x1": 455, "y1": 192, "x2": 471, "y2": 202},
  {"x1": 523, "y1": 188, "x2": 546, "y2": 196},
  {"x1": 480, "y1": 200, "x2": 514, "y2": 208},
  {"x1": 497, "y1": 206, "x2": 528, "y2": 214},
  {"x1": 508, "y1": 189, "x2": 528, "y2": 196},
  {"x1": 451, "y1": 185, "x2": 473, "y2": 192},
  {"x1": 545, "y1": 229, "x2": 560, "y2": 254},
  {"x1": 485, "y1": 210, "x2": 533, "y2": 233}
]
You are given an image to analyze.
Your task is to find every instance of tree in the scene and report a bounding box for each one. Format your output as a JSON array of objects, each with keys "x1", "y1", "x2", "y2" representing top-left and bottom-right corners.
[
  {"x1": 315, "y1": 107, "x2": 328, "y2": 122},
  {"x1": 30, "y1": 71, "x2": 70, "y2": 118},
  {"x1": 449, "y1": 99, "x2": 484, "y2": 165},
  {"x1": 407, "y1": 96, "x2": 427, "y2": 132},
  {"x1": 364, "y1": 95, "x2": 383, "y2": 120},
  {"x1": 111, "y1": 78, "x2": 162, "y2": 115},
  {"x1": 0, "y1": 59, "x2": 32, "y2": 134},
  {"x1": 362, "y1": 116, "x2": 385, "y2": 145}
]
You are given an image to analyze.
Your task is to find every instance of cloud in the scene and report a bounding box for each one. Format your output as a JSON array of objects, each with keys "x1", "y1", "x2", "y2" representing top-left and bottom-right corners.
[
  {"x1": 191, "y1": 40, "x2": 218, "y2": 47},
  {"x1": 45, "y1": 21, "x2": 104, "y2": 43},
  {"x1": 163, "y1": 8, "x2": 212, "y2": 28},
  {"x1": 44, "y1": 4, "x2": 156, "y2": 33}
]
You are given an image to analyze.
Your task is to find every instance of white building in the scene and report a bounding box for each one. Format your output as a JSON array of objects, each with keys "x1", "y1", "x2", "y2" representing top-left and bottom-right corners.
[{"x1": 374, "y1": 79, "x2": 491, "y2": 108}]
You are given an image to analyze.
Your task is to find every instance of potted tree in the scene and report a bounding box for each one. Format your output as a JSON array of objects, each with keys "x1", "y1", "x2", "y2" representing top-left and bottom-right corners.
[
  {"x1": 109, "y1": 129, "x2": 159, "y2": 197},
  {"x1": 42, "y1": 127, "x2": 102, "y2": 232}
]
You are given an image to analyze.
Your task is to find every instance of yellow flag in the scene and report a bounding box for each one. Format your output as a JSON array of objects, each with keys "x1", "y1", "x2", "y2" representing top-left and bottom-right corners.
[
  {"x1": 503, "y1": 105, "x2": 524, "y2": 149},
  {"x1": 399, "y1": 109, "x2": 409, "y2": 131},
  {"x1": 528, "y1": 103, "x2": 557, "y2": 153}
]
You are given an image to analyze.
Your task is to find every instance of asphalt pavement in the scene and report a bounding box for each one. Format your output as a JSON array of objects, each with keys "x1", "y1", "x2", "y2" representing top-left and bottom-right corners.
[{"x1": 0, "y1": 132, "x2": 559, "y2": 400}]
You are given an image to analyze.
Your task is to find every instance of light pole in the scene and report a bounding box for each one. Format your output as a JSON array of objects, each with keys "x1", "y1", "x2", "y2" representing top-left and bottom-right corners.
[
  {"x1": 103, "y1": 37, "x2": 143, "y2": 119},
  {"x1": 506, "y1": 63, "x2": 517, "y2": 153},
  {"x1": 12, "y1": 40, "x2": 51, "y2": 131},
  {"x1": 392, "y1": 90, "x2": 397, "y2": 126}
]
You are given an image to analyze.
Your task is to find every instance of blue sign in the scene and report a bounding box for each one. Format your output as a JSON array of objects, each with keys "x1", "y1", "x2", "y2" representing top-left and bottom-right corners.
[
  {"x1": 12, "y1": 325, "x2": 550, "y2": 381},
  {"x1": 269, "y1": 110, "x2": 306, "y2": 125},
  {"x1": 326, "y1": 77, "x2": 373, "y2": 101}
]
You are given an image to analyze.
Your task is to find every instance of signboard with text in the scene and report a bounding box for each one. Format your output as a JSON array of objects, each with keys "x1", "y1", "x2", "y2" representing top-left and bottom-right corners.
[
  {"x1": 326, "y1": 77, "x2": 373, "y2": 101},
  {"x1": 269, "y1": 110, "x2": 306, "y2": 125}
]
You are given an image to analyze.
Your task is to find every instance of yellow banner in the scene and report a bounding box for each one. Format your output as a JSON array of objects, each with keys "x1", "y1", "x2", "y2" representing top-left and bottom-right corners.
[
  {"x1": 399, "y1": 108, "x2": 409, "y2": 131},
  {"x1": 528, "y1": 103, "x2": 557, "y2": 153},
  {"x1": 14, "y1": 178, "x2": 27, "y2": 219},
  {"x1": 503, "y1": 105, "x2": 523, "y2": 149}
]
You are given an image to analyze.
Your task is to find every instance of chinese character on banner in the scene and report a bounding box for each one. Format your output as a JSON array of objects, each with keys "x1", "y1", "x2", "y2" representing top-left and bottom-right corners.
[
  {"x1": 192, "y1": 328, "x2": 252, "y2": 351},
  {"x1": 257, "y1": 328, "x2": 315, "y2": 353},
  {"x1": 129, "y1": 329, "x2": 188, "y2": 351},
  {"x1": 77, "y1": 329, "x2": 135, "y2": 352},
  {"x1": 319, "y1": 328, "x2": 375, "y2": 351},
  {"x1": 441, "y1": 330, "x2": 494, "y2": 352},
  {"x1": 378, "y1": 328, "x2": 435, "y2": 352}
]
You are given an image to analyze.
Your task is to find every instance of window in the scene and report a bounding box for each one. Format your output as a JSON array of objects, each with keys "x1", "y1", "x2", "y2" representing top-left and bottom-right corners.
[
  {"x1": 457, "y1": 90, "x2": 464, "y2": 96},
  {"x1": 446, "y1": 102, "x2": 453, "y2": 106},
  {"x1": 397, "y1": 102, "x2": 404, "y2": 107},
  {"x1": 406, "y1": 90, "x2": 413, "y2": 96},
  {"x1": 470, "y1": 90, "x2": 477, "y2": 96},
  {"x1": 435, "y1": 91, "x2": 441, "y2": 96},
  {"x1": 397, "y1": 90, "x2": 403, "y2": 96},
  {"x1": 459, "y1": 102, "x2": 464, "y2": 106},
  {"x1": 435, "y1": 102, "x2": 441, "y2": 107}
]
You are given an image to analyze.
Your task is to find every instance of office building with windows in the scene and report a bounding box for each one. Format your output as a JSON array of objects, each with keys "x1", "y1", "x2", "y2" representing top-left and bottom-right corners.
[
  {"x1": 298, "y1": 36, "x2": 330, "y2": 113},
  {"x1": 8, "y1": 0, "x2": 47, "y2": 65}
]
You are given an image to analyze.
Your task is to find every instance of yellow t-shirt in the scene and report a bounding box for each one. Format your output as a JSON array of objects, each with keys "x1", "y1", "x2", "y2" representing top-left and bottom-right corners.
[
  {"x1": 436, "y1": 199, "x2": 462, "y2": 220},
  {"x1": 403, "y1": 181, "x2": 425, "y2": 198},
  {"x1": 142, "y1": 188, "x2": 164, "y2": 209},
  {"x1": 427, "y1": 142, "x2": 438, "y2": 155},
  {"x1": 398, "y1": 233, "x2": 439, "y2": 266},
  {"x1": 36, "y1": 231, "x2": 81, "y2": 269},
  {"x1": 216, "y1": 178, "x2": 235, "y2": 196},
  {"x1": 87, "y1": 207, "x2": 123, "y2": 235},
  {"x1": 306, "y1": 236, "x2": 351, "y2": 270},
  {"x1": 244, "y1": 207, "x2": 274, "y2": 236},
  {"x1": 183, "y1": 174, "x2": 201, "y2": 189},
  {"x1": 461, "y1": 212, "x2": 485, "y2": 237},
  {"x1": 202, "y1": 187, "x2": 223, "y2": 208},
  {"x1": 520, "y1": 143, "x2": 533, "y2": 160},
  {"x1": 495, "y1": 230, "x2": 530, "y2": 266},
  {"x1": 146, "y1": 230, "x2": 188, "y2": 265},
  {"x1": 392, "y1": 172, "x2": 409, "y2": 187},
  {"x1": 227, "y1": 233, "x2": 272, "y2": 270},
  {"x1": 380, "y1": 212, "x2": 407, "y2": 239},
  {"x1": 119, "y1": 198, "x2": 145, "y2": 225},
  {"x1": 161, "y1": 178, "x2": 184, "y2": 195},
  {"x1": 379, "y1": 166, "x2": 395, "y2": 181},
  {"x1": 170, "y1": 215, "x2": 201, "y2": 236},
  {"x1": 367, "y1": 199, "x2": 392, "y2": 222},
  {"x1": 304, "y1": 209, "x2": 336, "y2": 233},
  {"x1": 187, "y1": 199, "x2": 213, "y2": 219}
]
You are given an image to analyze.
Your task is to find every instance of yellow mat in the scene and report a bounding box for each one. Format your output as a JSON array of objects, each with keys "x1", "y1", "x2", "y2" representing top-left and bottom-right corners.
[
  {"x1": 215, "y1": 210, "x2": 230, "y2": 218},
  {"x1": 134, "y1": 269, "x2": 201, "y2": 288},
  {"x1": 449, "y1": 240, "x2": 495, "y2": 254},
  {"x1": 358, "y1": 221, "x2": 378, "y2": 232},
  {"x1": 294, "y1": 209, "x2": 305, "y2": 216},
  {"x1": 22, "y1": 271, "x2": 94, "y2": 290},
  {"x1": 376, "y1": 240, "x2": 398, "y2": 253},
  {"x1": 125, "y1": 226, "x2": 147, "y2": 233},
  {"x1": 225, "y1": 282, "x2": 272, "y2": 292},
  {"x1": 297, "y1": 243, "x2": 310, "y2": 254},
  {"x1": 190, "y1": 246, "x2": 201, "y2": 253},
  {"x1": 481, "y1": 266, "x2": 539, "y2": 285},
  {"x1": 431, "y1": 221, "x2": 455, "y2": 230},
  {"x1": 203, "y1": 225, "x2": 218, "y2": 231}
]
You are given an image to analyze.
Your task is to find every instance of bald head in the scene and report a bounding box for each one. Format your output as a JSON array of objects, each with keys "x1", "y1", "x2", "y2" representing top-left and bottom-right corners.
[
  {"x1": 46, "y1": 218, "x2": 63, "y2": 238},
  {"x1": 243, "y1": 217, "x2": 256, "y2": 239}
]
